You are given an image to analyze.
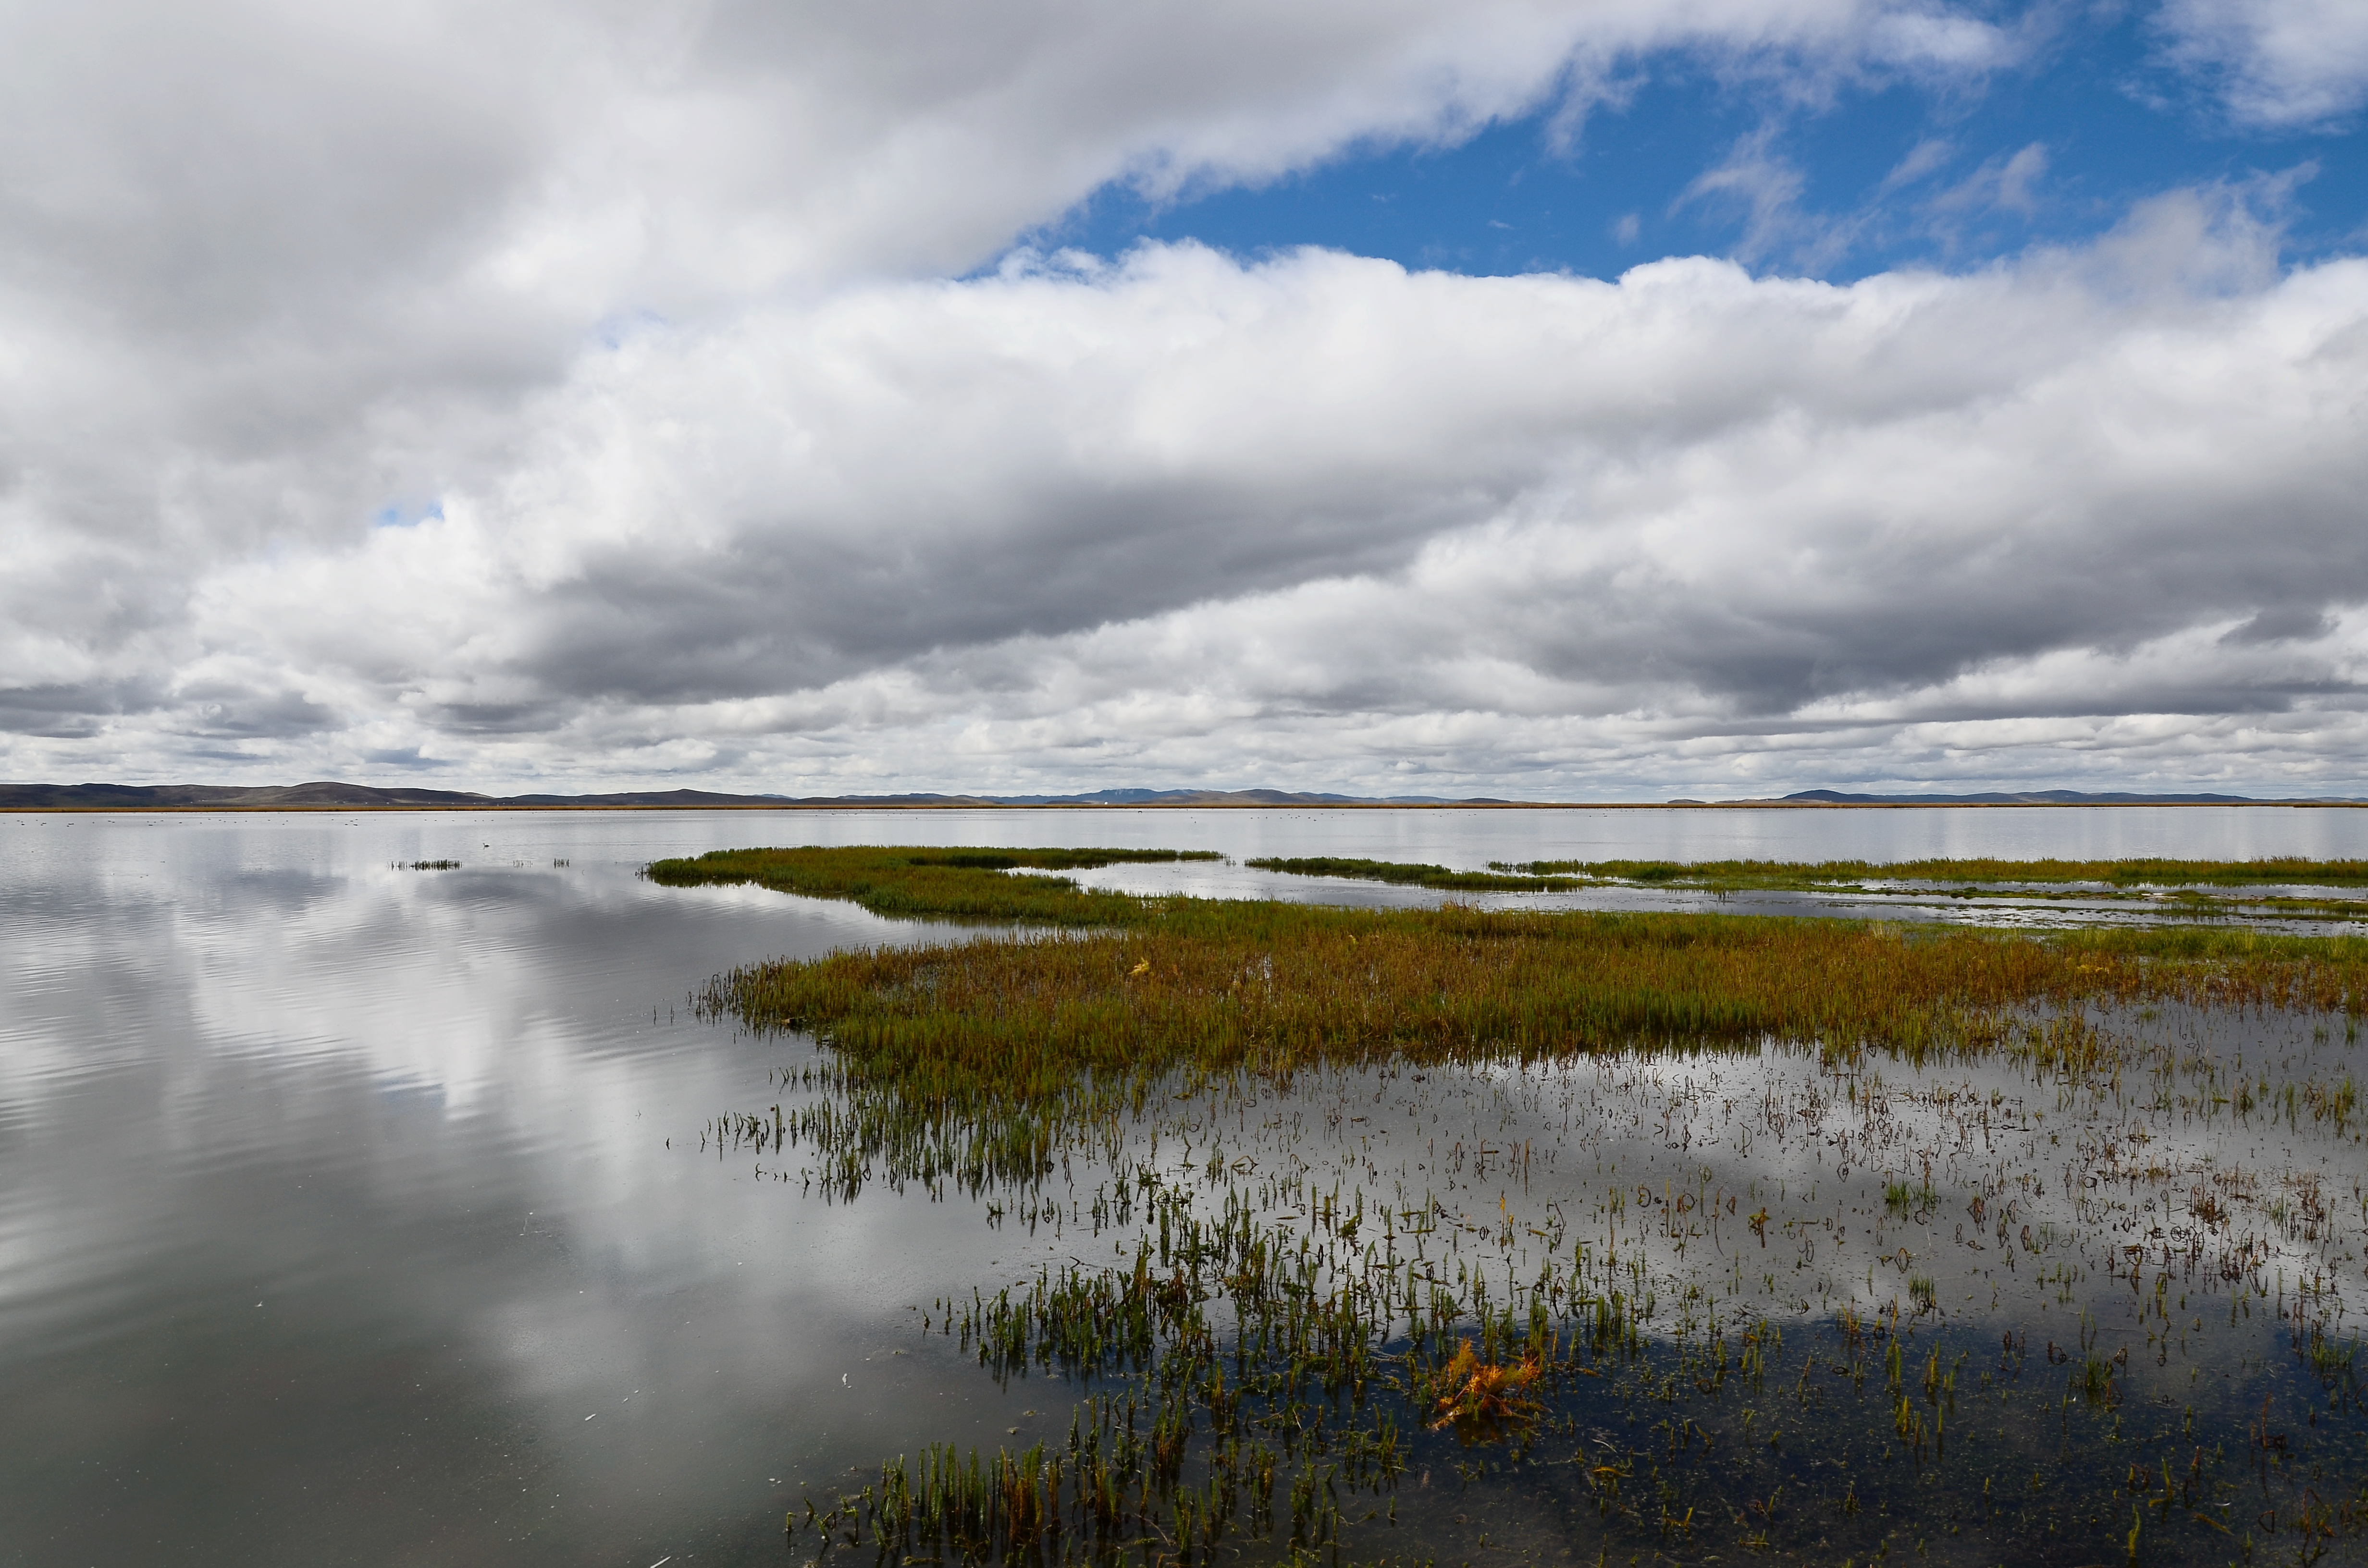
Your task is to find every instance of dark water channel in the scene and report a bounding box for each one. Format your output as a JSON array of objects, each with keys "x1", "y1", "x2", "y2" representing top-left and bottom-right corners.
[{"x1": 5, "y1": 807, "x2": 2368, "y2": 1567}]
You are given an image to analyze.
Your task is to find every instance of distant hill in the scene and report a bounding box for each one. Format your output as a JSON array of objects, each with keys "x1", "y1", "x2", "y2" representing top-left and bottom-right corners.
[
  {"x1": 1747, "y1": 789, "x2": 2363, "y2": 806},
  {"x1": 990, "y1": 787, "x2": 1509, "y2": 807},
  {"x1": 0, "y1": 780, "x2": 1519, "y2": 810},
  {"x1": 5, "y1": 780, "x2": 2356, "y2": 811}
]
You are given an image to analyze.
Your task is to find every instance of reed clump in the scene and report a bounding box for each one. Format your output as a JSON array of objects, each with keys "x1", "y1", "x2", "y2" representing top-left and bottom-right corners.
[{"x1": 1884, "y1": 1177, "x2": 1939, "y2": 1215}]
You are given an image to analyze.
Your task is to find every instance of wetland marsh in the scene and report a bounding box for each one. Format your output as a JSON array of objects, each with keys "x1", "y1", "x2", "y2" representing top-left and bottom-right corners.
[
  {"x1": 663, "y1": 845, "x2": 2368, "y2": 1567},
  {"x1": 8, "y1": 807, "x2": 2368, "y2": 1567}
]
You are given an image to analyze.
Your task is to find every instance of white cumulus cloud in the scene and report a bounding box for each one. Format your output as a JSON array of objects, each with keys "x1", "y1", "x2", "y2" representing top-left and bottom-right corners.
[
  {"x1": 1, "y1": 2, "x2": 2364, "y2": 796},
  {"x1": 117, "y1": 193, "x2": 2368, "y2": 798}
]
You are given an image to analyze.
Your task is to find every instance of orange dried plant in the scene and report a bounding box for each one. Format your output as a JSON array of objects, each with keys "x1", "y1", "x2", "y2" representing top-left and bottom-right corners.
[{"x1": 1429, "y1": 1340, "x2": 1541, "y2": 1443}]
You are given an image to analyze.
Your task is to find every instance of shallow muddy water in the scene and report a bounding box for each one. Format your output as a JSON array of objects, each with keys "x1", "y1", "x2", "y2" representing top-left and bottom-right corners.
[
  {"x1": 750, "y1": 1004, "x2": 2368, "y2": 1567},
  {"x1": 4, "y1": 807, "x2": 2368, "y2": 1566}
]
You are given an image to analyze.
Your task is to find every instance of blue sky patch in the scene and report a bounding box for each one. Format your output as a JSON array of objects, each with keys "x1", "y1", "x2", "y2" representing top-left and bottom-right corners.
[
  {"x1": 1048, "y1": 7, "x2": 2363, "y2": 281},
  {"x1": 373, "y1": 501, "x2": 444, "y2": 530}
]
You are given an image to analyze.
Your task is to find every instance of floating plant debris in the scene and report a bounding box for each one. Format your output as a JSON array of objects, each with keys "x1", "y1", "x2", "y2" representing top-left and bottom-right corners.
[{"x1": 656, "y1": 846, "x2": 2368, "y2": 1565}]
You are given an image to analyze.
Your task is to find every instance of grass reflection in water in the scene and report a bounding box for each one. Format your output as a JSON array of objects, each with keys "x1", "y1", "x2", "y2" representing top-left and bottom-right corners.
[{"x1": 651, "y1": 846, "x2": 2368, "y2": 1567}]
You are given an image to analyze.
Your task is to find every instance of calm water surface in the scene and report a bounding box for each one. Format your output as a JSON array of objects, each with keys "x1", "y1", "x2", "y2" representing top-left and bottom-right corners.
[{"x1": 4, "y1": 807, "x2": 2365, "y2": 1566}]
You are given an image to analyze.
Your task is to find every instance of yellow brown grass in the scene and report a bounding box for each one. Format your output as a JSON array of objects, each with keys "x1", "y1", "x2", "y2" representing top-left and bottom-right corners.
[{"x1": 662, "y1": 846, "x2": 2368, "y2": 1128}]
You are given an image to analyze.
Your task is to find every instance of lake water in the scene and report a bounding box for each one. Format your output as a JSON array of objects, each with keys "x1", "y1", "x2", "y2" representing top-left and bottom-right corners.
[{"x1": 5, "y1": 807, "x2": 2366, "y2": 1567}]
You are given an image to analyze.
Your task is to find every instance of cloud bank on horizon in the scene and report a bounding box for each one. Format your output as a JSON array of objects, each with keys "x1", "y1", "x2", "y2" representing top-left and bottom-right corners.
[{"x1": 2, "y1": 0, "x2": 2365, "y2": 799}]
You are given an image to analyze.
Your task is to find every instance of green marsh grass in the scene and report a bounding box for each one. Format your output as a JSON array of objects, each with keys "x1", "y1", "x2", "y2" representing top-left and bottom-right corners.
[
  {"x1": 648, "y1": 845, "x2": 1221, "y2": 926},
  {"x1": 659, "y1": 847, "x2": 2368, "y2": 1195},
  {"x1": 1885, "y1": 1176, "x2": 1940, "y2": 1215},
  {"x1": 1241, "y1": 856, "x2": 1579, "y2": 894},
  {"x1": 654, "y1": 845, "x2": 2368, "y2": 1565}
]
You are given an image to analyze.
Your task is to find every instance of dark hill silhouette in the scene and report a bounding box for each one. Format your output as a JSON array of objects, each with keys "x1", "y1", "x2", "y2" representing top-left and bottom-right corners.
[
  {"x1": 4, "y1": 781, "x2": 2352, "y2": 810},
  {"x1": 0, "y1": 781, "x2": 1515, "y2": 810}
]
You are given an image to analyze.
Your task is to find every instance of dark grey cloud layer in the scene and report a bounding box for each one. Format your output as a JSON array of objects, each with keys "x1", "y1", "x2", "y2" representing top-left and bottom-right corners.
[{"x1": 1, "y1": 1, "x2": 2364, "y2": 796}]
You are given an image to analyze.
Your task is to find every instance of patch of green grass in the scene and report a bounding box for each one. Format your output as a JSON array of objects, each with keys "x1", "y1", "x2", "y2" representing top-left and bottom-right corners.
[
  {"x1": 1243, "y1": 856, "x2": 1581, "y2": 893},
  {"x1": 2072, "y1": 1354, "x2": 2120, "y2": 1407},
  {"x1": 1885, "y1": 1179, "x2": 1939, "y2": 1215}
]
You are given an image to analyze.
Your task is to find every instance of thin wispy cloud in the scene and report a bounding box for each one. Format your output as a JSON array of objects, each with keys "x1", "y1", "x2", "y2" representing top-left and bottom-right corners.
[{"x1": 2157, "y1": 0, "x2": 2368, "y2": 127}]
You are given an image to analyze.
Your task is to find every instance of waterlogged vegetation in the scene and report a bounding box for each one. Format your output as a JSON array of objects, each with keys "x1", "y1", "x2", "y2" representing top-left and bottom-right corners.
[
  {"x1": 1508, "y1": 858, "x2": 2368, "y2": 927},
  {"x1": 1248, "y1": 853, "x2": 2368, "y2": 927},
  {"x1": 654, "y1": 846, "x2": 2368, "y2": 1565},
  {"x1": 1242, "y1": 854, "x2": 2368, "y2": 899},
  {"x1": 1496, "y1": 858, "x2": 2368, "y2": 892}
]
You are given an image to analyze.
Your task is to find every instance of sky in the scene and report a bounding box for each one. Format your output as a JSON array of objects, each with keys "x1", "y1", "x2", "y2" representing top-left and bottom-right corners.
[{"x1": 1, "y1": 1, "x2": 2365, "y2": 801}]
